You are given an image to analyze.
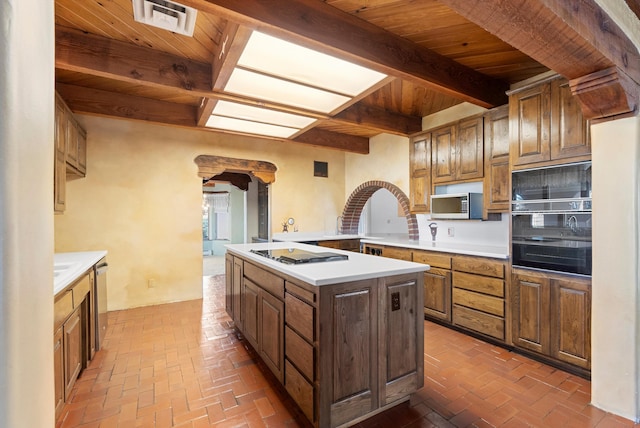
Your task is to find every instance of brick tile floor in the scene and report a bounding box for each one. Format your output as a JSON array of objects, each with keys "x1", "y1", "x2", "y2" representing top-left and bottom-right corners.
[{"x1": 56, "y1": 275, "x2": 640, "y2": 427}]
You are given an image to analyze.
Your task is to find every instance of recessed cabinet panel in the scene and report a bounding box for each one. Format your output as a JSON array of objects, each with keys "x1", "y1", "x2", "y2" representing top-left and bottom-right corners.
[
  {"x1": 456, "y1": 117, "x2": 484, "y2": 180},
  {"x1": 510, "y1": 82, "x2": 551, "y2": 166},
  {"x1": 551, "y1": 79, "x2": 591, "y2": 160},
  {"x1": 386, "y1": 281, "x2": 418, "y2": 381},
  {"x1": 432, "y1": 125, "x2": 456, "y2": 183},
  {"x1": 551, "y1": 278, "x2": 591, "y2": 369},
  {"x1": 242, "y1": 279, "x2": 260, "y2": 350},
  {"x1": 423, "y1": 268, "x2": 451, "y2": 322},
  {"x1": 260, "y1": 291, "x2": 284, "y2": 382}
]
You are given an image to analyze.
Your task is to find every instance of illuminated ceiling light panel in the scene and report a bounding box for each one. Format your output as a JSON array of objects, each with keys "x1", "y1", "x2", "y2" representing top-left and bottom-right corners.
[
  {"x1": 238, "y1": 31, "x2": 387, "y2": 96},
  {"x1": 205, "y1": 115, "x2": 300, "y2": 139},
  {"x1": 225, "y1": 68, "x2": 350, "y2": 113},
  {"x1": 212, "y1": 100, "x2": 315, "y2": 129}
]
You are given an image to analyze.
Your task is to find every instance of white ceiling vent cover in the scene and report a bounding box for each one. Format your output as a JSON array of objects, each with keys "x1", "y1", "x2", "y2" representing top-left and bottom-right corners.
[{"x1": 132, "y1": 0, "x2": 197, "y2": 37}]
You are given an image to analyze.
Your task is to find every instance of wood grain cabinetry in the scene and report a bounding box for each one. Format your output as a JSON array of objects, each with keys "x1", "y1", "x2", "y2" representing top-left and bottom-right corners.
[
  {"x1": 63, "y1": 306, "x2": 83, "y2": 398},
  {"x1": 511, "y1": 268, "x2": 591, "y2": 374},
  {"x1": 483, "y1": 105, "x2": 510, "y2": 216},
  {"x1": 432, "y1": 116, "x2": 483, "y2": 184},
  {"x1": 54, "y1": 327, "x2": 65, "y2": 417},
  {"x1": 509, "y1": 77, "x2": 590, "y2": 169},
  {"x1": 229, "y1": 253, "x2": 423, "y2": 427},
  {"x1": 317, "y1": 239, "x2": 360, "y2": 252},
  {"x1": 451, "y1": 256, "x2": 507, "y2": 341},
  {"x1": 413, "y1": 250, "x2": 452, "y2": 322},
  {"x1": 54, "y1": 92, "x2": 87, "y2": 213},
  {"x1": 409, "y1": 133, "x2": 431, "y2": 213}
]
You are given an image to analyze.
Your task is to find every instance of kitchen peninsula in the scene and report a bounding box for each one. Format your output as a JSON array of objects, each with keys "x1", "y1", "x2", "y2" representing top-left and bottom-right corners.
[{"x1": 225, "y1": 242, "x2": 429, "y2": 428}]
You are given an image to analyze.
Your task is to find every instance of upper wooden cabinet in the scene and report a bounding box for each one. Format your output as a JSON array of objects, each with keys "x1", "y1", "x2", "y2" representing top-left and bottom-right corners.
[
  {"x1": 409, "y1": 133, "x2": 431, "y2": 213},
  {"x1": 509, "y1": 77, "x2": 590, "y2": 169},
  {"x1": 432, "y1": 116, "x2": 483, "y2": 184},
  {"x1": 483, "y1": 105, "x2": 510, "y2": 215}
]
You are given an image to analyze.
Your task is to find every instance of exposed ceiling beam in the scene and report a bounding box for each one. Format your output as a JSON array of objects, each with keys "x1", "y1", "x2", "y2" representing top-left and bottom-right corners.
[
  {"x1": 331, "y1": 104, "x2": 422, "y2": 136},
  {"x1": 438, "y1": 0, "x2": 640, "y2": 119},
  {"x1": 178, "y1": 0, "x2": 509, "y2": 108},
  {"x1": 293, "y1": 128, "x2": 369, "y2": 154},
  {"x1": 56, "y1": 26, "x2": 417, "y2": 136},
  {"x1": 56, "y1": 83, "x2": 198, "y2": 126}
]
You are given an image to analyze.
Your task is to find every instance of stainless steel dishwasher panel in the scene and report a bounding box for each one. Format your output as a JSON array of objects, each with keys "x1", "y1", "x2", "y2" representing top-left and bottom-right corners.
[{"x1": 94, "y1": 259, "x2": 108, "y2": 350}]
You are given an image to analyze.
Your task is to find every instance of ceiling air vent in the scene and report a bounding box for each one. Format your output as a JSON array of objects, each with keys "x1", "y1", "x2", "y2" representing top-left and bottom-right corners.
[{"x1": 132, "y1": 0, "x2": 197, "y2": 37}]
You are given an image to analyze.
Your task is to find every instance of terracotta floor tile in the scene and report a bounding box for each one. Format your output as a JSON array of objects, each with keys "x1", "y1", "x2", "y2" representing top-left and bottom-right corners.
[{"x1": 55, "y1": 274, "x2": 640, "y2": 428}]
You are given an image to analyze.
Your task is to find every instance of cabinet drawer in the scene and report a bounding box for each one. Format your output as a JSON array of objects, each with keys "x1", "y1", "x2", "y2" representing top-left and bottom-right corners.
[
  {"x1": 452, "y1": 272, "x2": 504, "y2": 297},
  {"x1": 383, "y1": 247, "x2": 412, "y2": 261},
  {"x1": 286, "y1": 281, "x2": 316, "y2": 305},
  {"x1": 244, "y1": 262, "x2": 284, "y2": 299},
  {"x1": 285, "y1": 293, "x2": 315, "y2": 342},
  {"x1": 453, "y1": 288, "x2": 504, "y2": 317},
  {"x1": 285, "y1": 360, "x2": 314, "y2": 422},
  {"x1": 73, "y1": 274, "x2": 91, "y2": 302},
  {"x1": 285, "y1": 326, "x2": 314, "y2": 381},
  {"x1": 413, "y1": 251, "x2": 452, "y2": 269},
  {"x1": 453, "y1": 305, "x2": 505, "y2": 340},
  {"x1": 452, "y1": 255, "x2": 505, "y2": 278},
  {"x1": 54, "y1": 290, "x2": 73, "y2": 330}
]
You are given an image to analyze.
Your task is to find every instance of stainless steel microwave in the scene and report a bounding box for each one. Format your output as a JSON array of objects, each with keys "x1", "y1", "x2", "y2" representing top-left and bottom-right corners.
[{"x1": 430, "y1": 193, "x2": 483, "y2": 220}]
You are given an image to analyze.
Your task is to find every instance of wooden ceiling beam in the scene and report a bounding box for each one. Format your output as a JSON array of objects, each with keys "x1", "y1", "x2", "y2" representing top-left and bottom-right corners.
[
  {"x1": 177, "y1": 0, "x2": 509, "y2": 108},
  {"x1": 56, "y1": 83, "x2": 198, "y2": 126},
  {"x1": 438, "y1": 0, "x2": 640, "y2": 119},
  {"x1": 293, "y1": 128, "x2": 369, "y2": 154},
  {"x1": 331, "y1": 104, "x2": 422, "y2": 136}
]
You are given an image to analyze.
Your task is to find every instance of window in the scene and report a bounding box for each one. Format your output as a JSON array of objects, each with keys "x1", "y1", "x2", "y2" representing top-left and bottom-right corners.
[{"x1": 202, "y1": 192, "x2": 230, "y2": 240}]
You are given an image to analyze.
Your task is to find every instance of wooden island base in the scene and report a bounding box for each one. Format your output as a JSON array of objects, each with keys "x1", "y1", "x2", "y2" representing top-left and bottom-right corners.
[{"x1": 225, "y1": 244, "x2": 426, "y2": 428}]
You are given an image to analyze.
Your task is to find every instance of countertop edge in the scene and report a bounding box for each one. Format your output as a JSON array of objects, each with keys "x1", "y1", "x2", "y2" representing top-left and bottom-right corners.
[
  {"x1": 360, "y1": 238, "x2": 509, "y2": 259},
  {"x1": 54, "y1": 251, "x2": 108, "y2": 296}
]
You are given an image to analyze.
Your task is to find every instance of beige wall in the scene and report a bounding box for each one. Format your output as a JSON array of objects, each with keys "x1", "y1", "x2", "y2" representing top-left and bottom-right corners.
[
  {"x1": 0, "y1": 0, "x2": 55, "y2": 426},
  {"x1": 591, "y1": 117, "x2": 640, "y2": 421},
  {"x1": 55, "y1": 117, "x2": 346, "y2": 310}
]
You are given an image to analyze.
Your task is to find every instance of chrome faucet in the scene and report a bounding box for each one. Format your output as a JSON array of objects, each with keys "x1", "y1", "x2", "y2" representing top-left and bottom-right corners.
[
  {"x1": 566, "y1": 215, "x2": 578, "y2": 233},
  {"x1": 429, "y1": 222, "x2": 438, "y2": 242}
]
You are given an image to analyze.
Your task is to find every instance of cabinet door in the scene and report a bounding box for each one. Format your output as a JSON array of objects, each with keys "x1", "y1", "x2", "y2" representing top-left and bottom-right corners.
[
  {"x1": 225, "y1": 254, "x2": 233, "y2": 318},
  {"x1": 54, "y1": 98, "x2": 67, "y2": 213},
  {"x1": 511, "y1": 272, "x2": 550, "y2": 354},
  {"x1": 550, "y1": 278, "x2": 591, "y2": 369},
  {"x1": 54, "y1": 327, "x2": 65, "y2": 419},
  {"x1": 64, "y1": 306, "x2": 83, "y2": 400},
  {"x1": 510, "y1": 82, "x2": 551, "y2": 167},
  {"x1": 259, "y1": 291, "x2": 284, "y2": 382},
  {"x1": 383, "y1": 276, "x2": 423, "y2": 405},
  {"x1": 423, "y1": 268, "x2": 451, "y2": 322},
  {"x1": 551, "y1": 79, "x2": 591, "y2": 160},
  {"x1": 409, "y1": 134, "x2": 431, "y2": 213},
  {"x1": 76, "y1": 127, "x2": 87, "y2": 175},
  {"x1": 484, "y1": 105, "x2": 510, "y2": 213},
  {"x1": 242, "y1": 279, "x2": 260, "y2": 351},
  {"x1": 65, "y1": 118, "x2": 79, "y2": 168},
  {"x1": 233, "y1": 257, "x2": 243, "y2": 328},
  {"x1": 431, "y1": 125, "x2": 456, "y2": 183},
  {"x1": 456, "y1": 116, "x2": 484, "y2": 181}
]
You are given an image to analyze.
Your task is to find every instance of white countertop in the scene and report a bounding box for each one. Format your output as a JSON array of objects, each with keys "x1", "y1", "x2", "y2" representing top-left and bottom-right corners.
[
  {"x1": 360, "y1": 237, "x2": 509, "y2": 259},
  {"x1": 226, "y1": 242, "x2": 429, "y2": 286},
  {"x1": 54, "y1": 251, "x2": 107, "y2": 295},
  {"x1": 272, "y1": 232, "x2": 362, "y2": 242}
]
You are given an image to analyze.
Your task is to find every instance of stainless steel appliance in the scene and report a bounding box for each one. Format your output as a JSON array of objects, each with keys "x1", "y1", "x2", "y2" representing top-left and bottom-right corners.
[
  {"x1": 430, "y1": 192, "x2": 483, "y2": 220},
  {"x1": 94, "y1": 259, "x2": 108, "y2": 350},
  {"x1": 250, "y1": 248, "x2": 348, "y2": 264},
  {"x1": 511, "y1": 162, "x2": 592, "y2": 276}
]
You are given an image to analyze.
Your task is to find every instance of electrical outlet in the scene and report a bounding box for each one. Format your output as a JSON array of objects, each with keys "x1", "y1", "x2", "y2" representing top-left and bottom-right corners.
[
  {"x1": 391, "y1": 292, "x2": 400, "y2": 311},
  {"x1": 148, "y1": 278, "x2": 156, "y2": 288},
  {"x1": 448, "y1": 227, "x2": 455, "y2": 237}
]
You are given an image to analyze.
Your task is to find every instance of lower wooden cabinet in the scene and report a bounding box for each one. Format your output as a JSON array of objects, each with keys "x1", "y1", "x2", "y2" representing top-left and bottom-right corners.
[
  {"x1": 64, "y1": 306, "x2": 83, "y2": 399},
  {"x1": 511, "y1": 268, "x2": 591, "y2": 373},
  {"x1": 54, "y1": 327, "x2": 65, "y2": 418},
  {"x1": 230, "y1": 254, "x2": 424, "y2": 427}
]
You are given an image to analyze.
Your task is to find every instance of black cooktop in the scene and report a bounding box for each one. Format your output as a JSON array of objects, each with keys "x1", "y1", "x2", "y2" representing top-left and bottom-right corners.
[{"x1": 250, "y1": 248, "x2": 349, "y2": 264}]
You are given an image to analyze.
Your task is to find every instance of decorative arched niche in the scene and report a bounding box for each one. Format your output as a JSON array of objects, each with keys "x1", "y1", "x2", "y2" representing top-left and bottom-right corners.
[
  {"x1": 194, "y1": 155, "x2": 277, "y2": 186},
  {"x1": 340, "y1": 180, "x2": 419, "y2": 241}
]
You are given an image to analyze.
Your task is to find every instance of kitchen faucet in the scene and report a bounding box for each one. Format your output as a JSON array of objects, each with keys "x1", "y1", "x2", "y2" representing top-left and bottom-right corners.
[
  {"x1": 336, "y1": 215, "x2": 343, "y2": 234},
  {"x1": 429, "y1": 222, "x2": 438, "y2": 242},
  {"x1": 566, "y1": 215, "x2": 578, "y2": 233}
]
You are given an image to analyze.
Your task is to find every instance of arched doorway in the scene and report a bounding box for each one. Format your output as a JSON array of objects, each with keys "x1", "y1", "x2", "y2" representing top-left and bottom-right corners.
[{"x1": 340, "y1": 180, "x2": 419, "y2": 240}]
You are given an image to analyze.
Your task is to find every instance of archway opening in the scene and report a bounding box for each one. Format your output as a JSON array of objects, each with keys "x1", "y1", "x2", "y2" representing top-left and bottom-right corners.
[{"x1": 339, "y1": 180, "x2": 419, "y2": 240}]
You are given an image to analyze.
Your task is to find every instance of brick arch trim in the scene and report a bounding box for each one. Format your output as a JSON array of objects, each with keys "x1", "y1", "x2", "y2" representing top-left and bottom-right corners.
[{"x1": 340, "y1": 181, "x2": 419, "y2": 241}]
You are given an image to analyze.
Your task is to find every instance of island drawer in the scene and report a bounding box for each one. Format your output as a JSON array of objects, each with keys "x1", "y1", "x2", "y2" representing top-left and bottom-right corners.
[
  {"x1": 285, "y1": 293, "x2": 315, "y2": 342},
  {"x1": 285, "y1": 281, "x2": 316, "y2": 305},
  {"x1": 453, "y1": 305, "x2": 504, "y2": 340},
  {"x1": 54, "y1": 290, "x2": 73, "y2": 330},
  {"x1": 453, "y1": 288, "x2": 504, "y2": 317},
  {"x1": 244, "y1": 262, "x2": 284, "y2": 299},
  {"x1": 413, "y1": 251, "x2": 452, "y2": 269},
  {"x1": 285, "y1": 360, "x2": 314, "y2": 422},
  {"x1": 452, "y1": 255, "x2": 505, "y2": 278},
  {"x1": 452, "y1": 272, "x2": 504, "y2": 297},
  {"x1": 285, "y1": 326, "x2": 314, "y2": 381}
]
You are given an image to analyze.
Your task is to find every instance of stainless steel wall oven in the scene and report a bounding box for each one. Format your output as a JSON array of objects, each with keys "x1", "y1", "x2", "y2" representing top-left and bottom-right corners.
[{"x1": 511, "y1": 162, "x2": 592, "y2": 276}]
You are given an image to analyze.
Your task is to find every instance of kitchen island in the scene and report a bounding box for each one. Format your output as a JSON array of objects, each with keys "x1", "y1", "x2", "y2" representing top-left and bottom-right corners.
[{"x1": 225, "y1": 242, "x2": 429, "y2": 428}]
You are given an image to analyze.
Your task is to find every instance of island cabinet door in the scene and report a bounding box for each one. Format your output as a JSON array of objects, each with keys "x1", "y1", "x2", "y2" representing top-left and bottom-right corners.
[
  {"x1": 242, "y1": 279, "x2": 260, "y2": 351},
  {"x1": 318, "y1": 279, "x2": 378, "y2": 428},
  {"x1": 225, "y1": 254, "x2": 233, "y2": 317},
  {"x1": 380, "y1": 274, "x2": 424, "y2": 405},
  {"x1": 232, "y1": 258, "x2": 243, "y2": 328},
  {"x1": 259, "y1": 291, "x2": 284, "y2": 383}
]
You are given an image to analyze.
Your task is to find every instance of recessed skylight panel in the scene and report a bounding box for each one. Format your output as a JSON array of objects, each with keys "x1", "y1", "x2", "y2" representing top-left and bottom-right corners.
[
  {"x1": 238, "y1": 31, "x2": 387, "y2": 96},
  {"x1": 205, "y1": 115, "x2": 300, "y2": 139},
  {"x1": 213, "y1": 101, "x2": 315, "y2": 129}
]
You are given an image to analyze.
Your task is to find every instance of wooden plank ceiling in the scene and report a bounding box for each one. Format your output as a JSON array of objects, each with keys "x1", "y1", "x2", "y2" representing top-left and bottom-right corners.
[{"x1": 54, "y1": 0, "x2": 549, "y2": 153}]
